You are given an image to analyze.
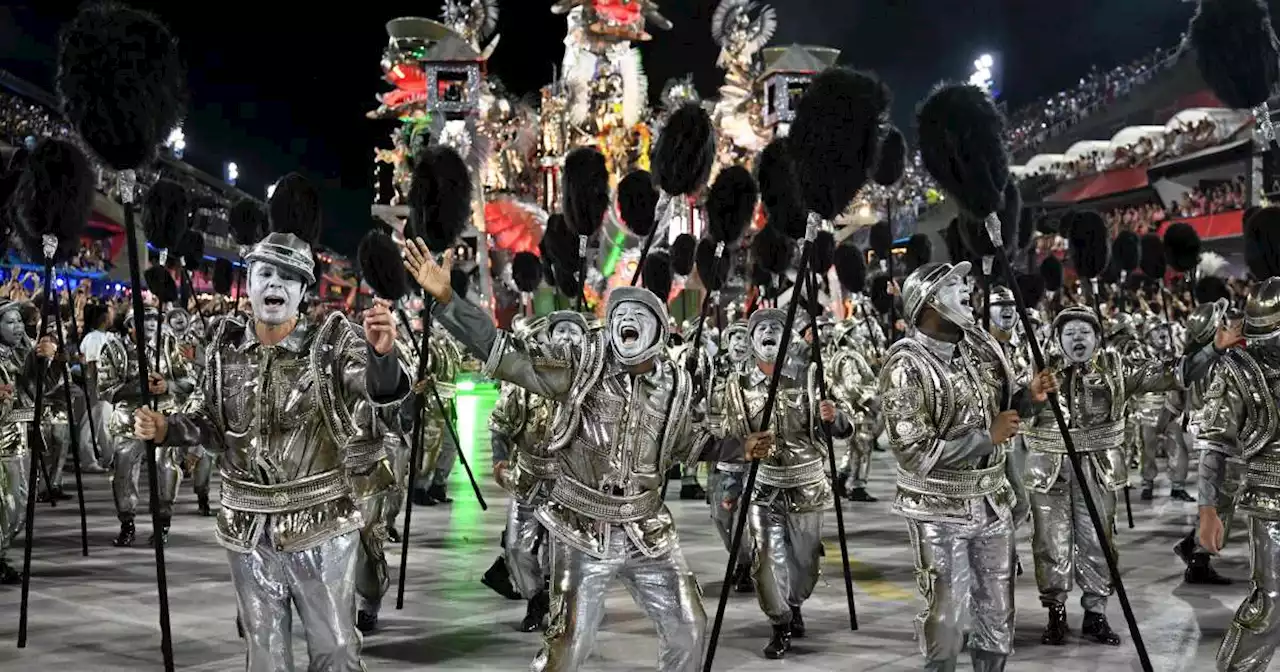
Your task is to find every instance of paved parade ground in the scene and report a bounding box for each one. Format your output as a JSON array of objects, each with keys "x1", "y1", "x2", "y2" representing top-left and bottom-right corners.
[{"x1": 0, "y1": 393, "x2": 1257, "y2": 670}]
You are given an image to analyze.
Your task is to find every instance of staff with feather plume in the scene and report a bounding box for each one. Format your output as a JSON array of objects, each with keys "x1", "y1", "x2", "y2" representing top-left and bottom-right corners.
[
  {"x1": 830, "y1": 243, "x2": 884, "y2": 502},
  {"x1": 49, "y1": 5, "x2": 186, "y2": 664},
  {"x1": 703, "y1": 66, "x2": 889, "y2": 668},
  {"x1": 133, "y1": 167, "x2": 410, "y2": 670},
  {"x1": 6, "y1": 137, "x2": 94, "y2": 626},
  {"x1": 915, "y1": 81, "x2": 1180, "y2": 671}
]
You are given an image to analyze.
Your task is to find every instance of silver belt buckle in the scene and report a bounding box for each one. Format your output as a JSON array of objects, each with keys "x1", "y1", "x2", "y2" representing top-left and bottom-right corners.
[{"x1": 270, "y1": 491, "x2": 290, "y2": 508}]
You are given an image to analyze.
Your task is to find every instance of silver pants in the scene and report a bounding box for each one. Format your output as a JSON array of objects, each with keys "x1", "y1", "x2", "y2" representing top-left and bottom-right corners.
[
  {"x1": 1142, "y1": 408, "x2": 1189, "y2": 489},
  {"x1": 80, "y1": 400, "x2": 112, "y2": 467},
  {"x1": 353, "y1": 494, "x2": 389, "y2": 616},
  {"x1": 186, "y1": 446, "x2": 214, "y2": 494},
  {"x1": 838, "y1": 431, "x2": 874, "y2": 489},
  {"x1": 1216, "y1": 517, "x2": 1280, "y2": 672},
  {"x1": 504, "y1": 499, "x2": 548, "y2": 598},
  {"x1": 0, "y1": 452, "x2": 30, "y2": 563},
  {"x1": 749, "y1": 498, "x2": 823, "y2": 624},
  {"x1": 43, "y1": 421, "x2": 71, "y2": 491},
  {"x1": 229, "y1": 530, "x2": 364, "y2": 672},
  {"x1": 429, "y1": 425, "x2": 458, "y2": 486},
  {"x1": 110, "y1": 438, "x2": 181, "y2": 520},
  {"x1": 1134, "y1": 407, "x2": 1171, "y2": 489},
  {"x1": 706, "y1": 468, "x2": 751, "y2": 566},
  {"x1": 1029, "y1": 458, "x2": 1117, "y2": 613},
  {"x1": 382, "y1": 436, "x2": 409, "y2": 528},
  {"x1": 905, "y1": 500, "x2": 1015, "y2": 669},
  {"x1": 532, "y1": 527, "x2": 705, "y2": 672}
]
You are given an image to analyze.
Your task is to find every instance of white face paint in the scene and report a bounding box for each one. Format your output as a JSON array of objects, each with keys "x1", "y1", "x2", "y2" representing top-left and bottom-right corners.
[
  {"x1": 931, "y1": 273, "x2": 974, "y2": 328},
  {"x1": 549, "y1": 321, "x2": 585, "y2": 347},
  {"x1": 189, "y1": 318, "x2": 206, "y2": 340},
  {"x1": 136, "y1": 316, "x2": 159, "y2": 346},
  {"x1": 727, "y1": 330, "x2": 750, "y2": 364},
  {"x1": 1150, "y1": 327, "x2": 1171, "y2": 353},
  {"x1": 990, "y1": 304, "x2": 1017, "y2": 332},
  {"x1": 608, "y1": 301, "x2": 659, "y2": 363},
  {"x1": 0, "y1": 311, "x2": 23, "y2": 347},
  {"x1": 247, "y1": 261, "x2": 306, "y2": 326},
  {"x1": 1059, "y1": 319, "x2": 1099, "y2": 364},
  {"x1": 169, "y1": 313, "x2": 189, "y2": 334},
  {"x1": 751, "y1": 319, "x2": 785, "y2": 363}
]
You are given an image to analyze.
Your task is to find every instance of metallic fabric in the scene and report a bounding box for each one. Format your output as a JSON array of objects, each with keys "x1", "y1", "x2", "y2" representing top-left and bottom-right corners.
[
  {"x1": 353, "y1": 491, "x2": 389, "y2": 616},
  {"x1": 185, "y1": 445, "x2": 214, "y2": 495},
  {"x1": 0, "y1": 452, "x2": 29, "y2": 562},
  {"x1": 1216, "y1": 517, "x2": 1280, "y2": 672},
  {"x1": 906, "y1": 501, "x2": 1014, "y2": 667},
  {"x1": 532, "y1": 527, "x2": 705, "y2": 672},
  {"x1": 706, "y1": 465, "x2": 751, "y2": 566},
  {"x1": 228, "y1": 529, "x2": 364, "y2": 672},
  {"x1": 1029, "y1": 457, "x2": 1116, "y2": 613},
  {"x1": 109, "y1": 438, "x2": 181, "y2": 519},
  {"x1": 749, "y1": 500, "x2": 822, "y2": 624},
  {"x1": 505, "y1": 499, "x2": 549, "y2": 598}
]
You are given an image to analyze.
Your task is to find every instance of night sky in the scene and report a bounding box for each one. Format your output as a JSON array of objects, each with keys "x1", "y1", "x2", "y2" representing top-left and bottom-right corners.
[{"x1": 0, "y1": 0, "x2": 1204, "y2": 255}]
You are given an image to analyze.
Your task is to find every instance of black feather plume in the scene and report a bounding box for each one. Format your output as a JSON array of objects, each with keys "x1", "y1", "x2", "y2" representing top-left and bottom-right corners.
[
  {"x1": 9, "y1": 138, "x2": 94, "y2": 264},
  {"x1": 1113, "y1": 231, "x2": 1141, "y2": 272},
  {"x1": 1040, "y1": 256, "x2": 1064, "y2": 292},
  {"x1": 1016, "y1": 273, "x2": 1046, "y2": 308},
  {"x1": 357, "y1": 230, "x2": 408, "y2": 301},
  {"x1": 617, "y1": 170, "x2": 659, "y2": 236},
  {"x1": 1245, "y1": 207, "x2": 1280, "y2": 279},
  {"x1": 917, "y1": 83, "x2": 1009, "y2": 219},
  {"x1": 904, "y1": 233, "x2": 933, "y2": 272},
  {"x1": 408, "y1": 145, "x2": 472, "y2": 253},
  {"x1": 1067, "y1": 210, "x2": 1109, "y2": 279},
  {"x1": 56, "y1": 3, "x2": 187, "y2": 170},
  {"x1": 1189, "y1": 0, "x2": 1280, "y2": 110},
  {"x1": 450, "y1": 268, "x2": 470, "y2": 300},
  {"x1": 1163, "y1": 221, "x2": 1201, "y2": 273},
  {"x1": 178, "y1": 229, "x2": 205, "y2": 271},
  {"x1": 869, "y1": 220, "x2": 892, "y2": 260},
  {"x1": 562, "y1": 147, "x2": 610, "y2": 237},
  {"x1": 870, "y1": 274, "x2": 892, "y2": 314},
  {"x1": 671, "y1": 233, "x2": 696, "y2": 275},
  {"x1": 696, "y1": 238, "x2": 732, "y2": 292},
  {"x1": 1140, "y1": 233, "x2": 1167, "y2": 279},
  {"x1": 142, "y1": 179, "x2": 188, "y2": 251},
  {"x1": 753, "y1": 225, "x2": 791, "y2": 275},
  {"x1": 652, "y1": 103, "x2": 714, "y2": 196},
  {"x1": 1195, "y1": 276, "x2": 1231, "y2": 304},
  {"x1": 538, "y1": 239, "x2": 558, "y2": 287},
  {"x1": 228, "y1": 199, "x2": 267, "y2": 247},
  {"x1": 706, "y1": 165, "x2": 757, "y2": 244},
  {"x1": 213, "y1": 258, "x2": 233, "y2": 295},
  {"x1": 641, "y1": 249, "x2": 673, "y2": 301},
  {"x1": 756, "y1": 138, "x2": 806, "y2": 239},
  {"x1": 943, "y1": 218, "x2": 967, "y2": 264},
  {"x1": 813, "y1": 231, "x2": 836, "y2": 275},
  {"x1": 268, "y1": 173, "x2": 321, "y2": 244},
  {"x1": 144, "y1": 265, "x2": 177, "y2": 304},
  {"x1": 511, "y1": 251, "x2": 542, "y2": 293},
  {"x1": 541, "y1": 213, "x2": 578, "y2": 274},
  {"x1": 873, "y1": 125, "x2": 907, "y2": 187},
  {"x1": 789, "y1": 68, "x2": 891, "y2": 220},
  {"x1": 834, "y1": 244, "x2": 866, "y2": 293}
]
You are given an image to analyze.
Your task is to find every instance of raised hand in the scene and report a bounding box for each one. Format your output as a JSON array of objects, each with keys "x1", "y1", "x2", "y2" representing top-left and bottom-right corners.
[
  {"x1": 402, "y1": 238, "x2": 454, "y2": 304},
  {"x1": 362, "y1": 298, "x2": 397, "y2": 355}
]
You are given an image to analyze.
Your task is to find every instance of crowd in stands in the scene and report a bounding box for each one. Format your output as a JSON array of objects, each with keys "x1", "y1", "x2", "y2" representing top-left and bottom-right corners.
[
  {"x1": 1101, "y1": 176, "x2": 1246, "y2": 236},
  {"x1": 1006, "y1": 45, "x2": 1178, "y2": 157},
  {"x1": 1104, "y1": 202, "x2": 1167, "y2": 236}
]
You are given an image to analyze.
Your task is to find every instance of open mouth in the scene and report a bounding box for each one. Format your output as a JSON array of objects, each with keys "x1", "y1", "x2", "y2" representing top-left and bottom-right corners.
[
  {"x1": 1071, "y1": 344, "x2": 1087, "y2": 356},
  {"x1": 620, "y1": 325, "x2": 640, "y2": 345},
  {"x1": 762, "y1": 337, "x2": 778, "y2": 349},
  {"x1": 263, "y1": 296, "x2": 286, "y2": 307}
]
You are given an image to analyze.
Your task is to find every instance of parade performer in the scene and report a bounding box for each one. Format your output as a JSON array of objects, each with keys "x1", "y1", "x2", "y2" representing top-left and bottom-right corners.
[
  {"x1": 107, "y1": 308, "x2": 192, "y2": 547},
  {"x1": 169, "y1": 307, "x2": 214, "y2": 515},
  {"x1": 708, "y1": 307, "x2": 850, "y2": 659},
  {"x1": 1136, "y1": 317, "x2": 1188, "y2": 501},
  {"x1": 80, "y1": 301, "x2": 125, "y2": 473},
  {"x1": 828, "y1": 318, "x2": 881, "y2": 502},
  {"x1": 413, "y1": 326, "x2": 462, "y2": 507},
  {"x1": 133, "y1": 176, "x2": 409, "y2": 671},
  {"x1": 350, "y1": 382, "x2": 406, "y2": 634},
  {"x1": 490, "y1": 311, "x2": 585, "y2": 632},
  {"x1": 34, "y1": 303, "x2": 77, "y2": 503},
  {"x1": 0, "y1": 300, "x2": 48, "y2": 583},
  {"x1": 1021, "y1": 307, "x2": 1232, "y2": 646},
  {"x1": 404, "y1": 239, "x2": 706, "y2": 672},
  {"x1": 705, "y1": 320, "x2": 755, "y2": 592},
  {"x1": 880, "y1": 261, "x2": 1055, "y2": 672}
]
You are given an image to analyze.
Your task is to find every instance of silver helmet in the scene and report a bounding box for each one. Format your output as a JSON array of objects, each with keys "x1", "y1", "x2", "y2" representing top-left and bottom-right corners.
[
  {"x1": 1245, "y1": 277, "x2": 1280, "y2": 339},
  {"x1": 901, "y1": 261, "x2": 973, "y2": 329}
]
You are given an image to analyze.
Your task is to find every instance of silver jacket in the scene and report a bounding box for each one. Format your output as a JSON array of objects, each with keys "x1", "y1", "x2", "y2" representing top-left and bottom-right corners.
[
  {"x1": 1021, "y1": 348, "x2": 1208, "y2": 493},
  {"x1": 1193, "y1": 344, "x2": 1280, "y2": 519},
  {"x1": 488, "y1": 382, "x2": 556, "y2": 502},
  {"x1": 879, "y1": 329, "x2": 1032, "y2": 524},
  {"x1": 107, "y1": 332, "x2": 196, "y2": 436},
  {"x1": 161, "y1": 313, "x2": 409, "y2": 553},
  {"x1": 0, "y1": 342, "x2": 53, "y2": 456},
  {"x1": 433, "y1": 298, "x2": 703, "y2": 560}
]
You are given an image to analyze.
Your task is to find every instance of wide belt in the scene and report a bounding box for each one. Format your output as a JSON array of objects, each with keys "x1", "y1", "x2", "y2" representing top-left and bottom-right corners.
[
  {"x1": 344, "y1": 438, "x2": 386, "y2": 472},
  {"x1": 756, "y1": 458, "x2": 827, "y2": 489},
  {"x1": 549, "y1": 476, "x2": 662, "y2": 524},
  {"x1": 514, "y1": 451, "x2": 559, "y2": 479},
  {"x1": 1022, "y1": 419, "x2": 1125, "y2": 454},
  {"x1": 716, "y1": 461, "x2": 747, "y2": 473},
  {"x1": 897, "y1": 458, "x2": 1007, "y2": 498},
  {"x1": 1246, "y1": 458, "x2": 1280, "y2": 490},
  {"x1": 5, "y1": 408, "x2": 34, "y2": 424},
  {"x1": 221, "y1": 469, "x2": 351, "y2": 515}
]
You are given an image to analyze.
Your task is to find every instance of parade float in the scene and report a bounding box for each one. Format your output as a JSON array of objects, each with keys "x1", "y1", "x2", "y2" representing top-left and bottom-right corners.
[{"x1": 368, "y1": 0, "x2": 887, "y2": 323}]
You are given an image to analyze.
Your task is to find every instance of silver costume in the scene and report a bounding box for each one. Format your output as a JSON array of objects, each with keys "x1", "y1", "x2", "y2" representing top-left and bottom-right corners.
[
  {"x1": 157, "y1": 231, "x2": 409, "y2": 672},
  {"x1": 1193, "y1": 278, "x2": 1280, "y2": 671},
  {"x1": 1136, "y1": 318, "x2": 1186, "y2": 495},
  {"x1": 432, "y1": 288, "x2": 707, "y2": 672},
  {"x1": 878, "y1": 262, "x2": 1034, "y2": 672},
  {"x1": 828, "y1": 319, "x2": 880, "y2": 498},
  {"x1": 706, "y1": 321, "x2": 753, "y2": 590},
  {"x1": 0, "y1": 301, "x2": 46, "y2": 581}
]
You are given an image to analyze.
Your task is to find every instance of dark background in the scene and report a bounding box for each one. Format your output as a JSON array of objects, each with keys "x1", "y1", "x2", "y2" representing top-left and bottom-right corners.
[{"x1": 0, "y1": 0, "x2": 1203, "y2": 254}]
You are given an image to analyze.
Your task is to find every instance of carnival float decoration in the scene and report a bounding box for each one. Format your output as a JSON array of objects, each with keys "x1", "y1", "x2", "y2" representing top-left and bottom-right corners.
[{"x1": 710, "y1": 0, "x2": 778, "y2": 170}]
